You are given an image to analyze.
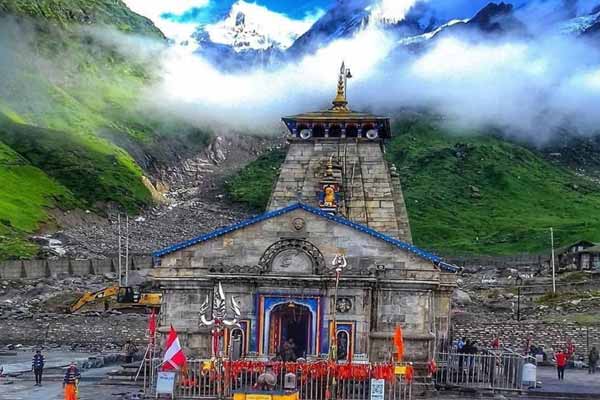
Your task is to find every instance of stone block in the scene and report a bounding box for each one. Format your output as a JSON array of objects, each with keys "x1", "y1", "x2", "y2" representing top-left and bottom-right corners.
[{"x1": 0, "y1": 260, "x2": 23, "y2": 279}]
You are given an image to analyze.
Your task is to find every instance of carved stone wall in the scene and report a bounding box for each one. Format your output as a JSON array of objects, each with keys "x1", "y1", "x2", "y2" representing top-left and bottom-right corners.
[
  {"x1": 267, "y1": 140, "x2": 412, "y2": 242},
  {"x1": 154, "y1": 208, "x2": 454, "y2": 362}
]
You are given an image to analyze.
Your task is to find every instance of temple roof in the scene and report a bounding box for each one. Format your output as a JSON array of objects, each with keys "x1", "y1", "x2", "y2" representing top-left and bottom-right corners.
[
  {"x1": 282, "y1": 63, "x2": 391, "y2": 139},
  {"x1": 152, "y1": 202, "x2": 459, "y2": 273},
  {"x1": 282, "y1": 109, "x2": 388, "y2": 122}
]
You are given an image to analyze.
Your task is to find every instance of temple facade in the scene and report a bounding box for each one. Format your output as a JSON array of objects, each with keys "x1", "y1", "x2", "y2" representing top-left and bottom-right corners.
[{"x1": 152, "y1": 64, "x2": 457, "y2": 364}]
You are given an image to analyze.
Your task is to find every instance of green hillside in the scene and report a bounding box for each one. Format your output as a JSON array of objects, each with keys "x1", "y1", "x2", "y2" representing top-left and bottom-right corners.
[
  {"x1": 0, "y1": 0, "x2": 163, "y2": 38},
  {"x1": 0, "y1": 140, "x2": 76, "y2": 259},
  {"x1": 0, "y1": 112, "x2": 151, "y2": 210},
  {"x1": 227, "y1": 117, "x2": 600, "y2": 255},
  {"x1": 225, "y1": 148, "x2": 287, "y2": 209},
  {"x1": 0, "y1": 0, "x2": 210, "y2": 259}
]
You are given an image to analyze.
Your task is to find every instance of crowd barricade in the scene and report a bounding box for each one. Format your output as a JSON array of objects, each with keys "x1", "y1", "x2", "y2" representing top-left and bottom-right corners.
[
  {"x1": 434, "y1": 350, "x2": 536, "y2": 392},
  {"x1": 144, "y1": 358, "x2": 412, "y2": 400}
]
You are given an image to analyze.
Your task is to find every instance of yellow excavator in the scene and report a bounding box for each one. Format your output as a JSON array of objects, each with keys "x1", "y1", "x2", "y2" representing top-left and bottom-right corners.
[{"x1": 69, "y1": 286, "x2": 161, "y2": 313}]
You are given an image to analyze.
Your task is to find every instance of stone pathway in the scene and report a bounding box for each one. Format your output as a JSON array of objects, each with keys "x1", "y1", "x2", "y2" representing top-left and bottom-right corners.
[
  {"x1": 0, "y1": 365, "x2": 140, "y2": 400},
  {"x1": 528, "y1": 365, "x2": 600, "y2": 397},
  {"x1": 0, "y1": 379, "x2": 141, "y2": 400}
]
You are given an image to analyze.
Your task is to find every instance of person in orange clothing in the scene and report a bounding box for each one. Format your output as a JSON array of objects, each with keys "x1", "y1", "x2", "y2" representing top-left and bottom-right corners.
[
  {"x1": 63, "y1": 362, "x2": 81, "y2": 400},
  {"x1": 555, "y1": 349, "x2": 567, "y2": 380}
]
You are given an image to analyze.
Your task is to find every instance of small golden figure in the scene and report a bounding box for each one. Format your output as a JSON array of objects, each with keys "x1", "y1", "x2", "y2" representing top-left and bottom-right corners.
[{"x1": 323, "y1": 185, "x2": 336, "y2": 207}]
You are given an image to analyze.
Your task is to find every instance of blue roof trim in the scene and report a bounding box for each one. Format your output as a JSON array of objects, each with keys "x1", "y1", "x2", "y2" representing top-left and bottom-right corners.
[{"x1": 152, "y1": 203, "x2": 459, "y2": 273}]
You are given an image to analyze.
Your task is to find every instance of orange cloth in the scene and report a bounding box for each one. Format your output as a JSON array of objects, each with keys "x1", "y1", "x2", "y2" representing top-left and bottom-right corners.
[
  {"x1": 64, "y1": 383, "x2": 77, "y2": 400},
  {"x1": 394, "y1": 326, "x2": 404, "y2": 362}
]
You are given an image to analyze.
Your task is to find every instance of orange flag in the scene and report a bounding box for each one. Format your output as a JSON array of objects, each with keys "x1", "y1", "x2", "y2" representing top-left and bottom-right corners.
[{"x1": 394, "y1": 325, "x2": 404, "y2": 362}]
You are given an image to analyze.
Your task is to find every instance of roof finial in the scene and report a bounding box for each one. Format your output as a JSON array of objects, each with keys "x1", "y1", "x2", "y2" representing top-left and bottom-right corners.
[{"x1": 331, "y1": 62, "x2": 352, "y2": 112}]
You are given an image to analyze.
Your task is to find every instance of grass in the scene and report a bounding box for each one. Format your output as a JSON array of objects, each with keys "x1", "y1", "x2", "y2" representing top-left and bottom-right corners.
[
  {"x1": 225, "y1": 148, "x2": 287, "y2": 209},
  {"x1": 0, "y1": 0, "x2": 164, "y2": 39},
  {"x1": 387, "y1": 117, "x2": 600, "y2": 255},
  {"x1": 0, "y1": 141, "x2": 76, "y2": 259},
  {"x1": 0, "y1": 112, "x2": 152, "y2": 211},
  {"x1": 226, "y1": 116, "x2": 600, "y2": 255}
]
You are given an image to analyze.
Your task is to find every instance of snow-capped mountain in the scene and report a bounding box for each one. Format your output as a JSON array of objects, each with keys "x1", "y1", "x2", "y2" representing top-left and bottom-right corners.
[
  {"x1": 559, "y1": 8, "x2": 600, "y2": 36},
  {"x1": 397, "y1": 19, "x2": 468, "y2": 46},
  {"x1": 190, "y1": 1, "x2": 600, "y2": 71},
  {"x1": 286, "y1": 0, "x2": 371, "y2": 57},
  {"x1": 195, "y1": 0, "x2": 314, "y2": 53},
  {"x1": 286, "y1": 0, "x2": 423, "y2": 58},
  {"x1": 397, "y1": 2, "x2": 528, "y2": 50}
]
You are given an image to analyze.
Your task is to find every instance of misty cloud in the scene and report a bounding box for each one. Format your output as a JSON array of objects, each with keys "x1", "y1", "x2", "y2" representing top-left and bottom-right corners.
[
  {"x1": 3, "y1": 0, "x2": 600, "y2": 144},
  {"x1": 133, "y1": 18, "x2": 600, "y2": 142}
]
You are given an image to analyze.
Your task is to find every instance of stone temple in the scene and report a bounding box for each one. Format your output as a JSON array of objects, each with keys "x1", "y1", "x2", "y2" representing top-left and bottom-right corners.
[{"x1": 152, "y1": 64, "x2": 458, "y2": 365}]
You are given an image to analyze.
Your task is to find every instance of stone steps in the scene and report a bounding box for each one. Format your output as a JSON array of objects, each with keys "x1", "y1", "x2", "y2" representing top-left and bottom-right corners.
[{"x1": 104, "y1": 362, "x2": 144, "y2": 385}]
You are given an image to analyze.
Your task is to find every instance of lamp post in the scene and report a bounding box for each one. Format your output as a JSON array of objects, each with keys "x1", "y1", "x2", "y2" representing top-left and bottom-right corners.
[
  {"x1": 327, "y1": 254, "x2": 348, "y2": 400},
  {"x1": 199, "y1": 282, "x2": 241, "y2": 400}
]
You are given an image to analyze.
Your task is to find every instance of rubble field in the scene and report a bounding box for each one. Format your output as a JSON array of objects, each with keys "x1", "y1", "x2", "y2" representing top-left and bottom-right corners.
[{"x1": 0, "y1": 275, "x2": 148, "y2": 350}]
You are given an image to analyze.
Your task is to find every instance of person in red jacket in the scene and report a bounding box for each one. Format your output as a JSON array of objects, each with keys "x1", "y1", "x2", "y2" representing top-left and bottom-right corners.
[{"x1": 555, "y1": 349, "x2": 568, "y2": 380}]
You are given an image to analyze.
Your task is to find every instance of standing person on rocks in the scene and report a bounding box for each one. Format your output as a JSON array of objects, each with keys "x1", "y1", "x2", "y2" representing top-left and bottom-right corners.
[
  {"x1": 32, "y1": 349, "x2": 45, "y2": 386},
  {"x1": 589, "y1": 346, "x2": 599, "y2": 374},
  {"x1": 123, "y1": 340, "x2": 138, "y2": 363},
  {"x1": 555, "y1": 349, "x2": 567, "y2": 381},
  {"x1": 63, "y1": 362, "x2": 81, "y2": 400}
]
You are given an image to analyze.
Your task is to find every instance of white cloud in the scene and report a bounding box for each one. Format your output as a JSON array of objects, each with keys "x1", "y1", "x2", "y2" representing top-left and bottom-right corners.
[
  {"x1": 125, "y1": 0, "x2": 208, "y2": 18},
  {"x1": 150, "y1": 25, "x2": 395, "y2": 129},
  {"x1": 99, "y1": 10, "x2": 600, "y2": 141},
  {"x1": 369, "y1": 0, "x2": 422, "y2": 23},
  {"x1": 123, "y1": 0, "x2": 209, "y2": 41}
]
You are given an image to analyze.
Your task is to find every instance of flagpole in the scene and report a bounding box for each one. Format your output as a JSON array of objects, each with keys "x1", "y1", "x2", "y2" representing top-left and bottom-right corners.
[{"x1": 135, "y1": 344, "x2": 151, "y2": 382}]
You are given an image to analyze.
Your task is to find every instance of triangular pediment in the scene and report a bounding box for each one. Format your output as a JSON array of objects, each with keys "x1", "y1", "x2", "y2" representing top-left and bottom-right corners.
[{"x1": 153, "y1": 203, "x2": 458, "y2": 272}]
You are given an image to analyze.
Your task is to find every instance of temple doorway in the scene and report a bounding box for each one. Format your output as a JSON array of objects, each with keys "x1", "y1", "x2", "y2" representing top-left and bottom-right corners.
[{"x1": 268, "y1": 302, "x2": 312, "y2": 358}]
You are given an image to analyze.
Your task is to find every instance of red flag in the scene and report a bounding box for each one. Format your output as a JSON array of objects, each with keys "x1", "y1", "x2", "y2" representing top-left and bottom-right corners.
[
  {"x1": 404, "y1": 364, "x2": 414, "y2": 383},
  {"x1": 148, "y1": 310, "x2": 157, "y2": 343},
  {"x1": 394, "y1": 325, "x2": 404, "y2": 362},
  {"x1": 162, "y1": 325, "x2": 187, "y2": 371}
]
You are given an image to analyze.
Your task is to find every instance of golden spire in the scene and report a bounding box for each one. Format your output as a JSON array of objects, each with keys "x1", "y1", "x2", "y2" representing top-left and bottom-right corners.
[{"x1": 331, "y1": 62, "x2": 352, "y2": 112}]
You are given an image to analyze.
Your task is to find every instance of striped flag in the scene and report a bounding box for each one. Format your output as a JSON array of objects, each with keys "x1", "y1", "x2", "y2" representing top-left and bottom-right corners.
[{"x1": 162, "y1": 325, "x2": 187, "y2": 371}]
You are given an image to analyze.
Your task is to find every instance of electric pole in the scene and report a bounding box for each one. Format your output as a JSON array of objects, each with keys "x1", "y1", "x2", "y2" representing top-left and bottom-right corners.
[{"x1": 550, "y1": 227, "x2": 556, "y2": 293}]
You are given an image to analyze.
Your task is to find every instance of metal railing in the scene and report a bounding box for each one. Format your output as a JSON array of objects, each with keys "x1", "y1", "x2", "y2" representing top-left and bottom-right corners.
[
  {"x1": 144, "y1": 359, "x2": 412, "y2": 400},
  {"x1": 435, "y1": 350, "x2": 534, "y2": 392}
]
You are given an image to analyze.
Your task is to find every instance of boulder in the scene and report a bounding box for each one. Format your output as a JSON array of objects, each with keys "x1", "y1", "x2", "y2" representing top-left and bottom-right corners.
[{"x1": 453, "y1": 289, "x2": 472, "y2": 305}]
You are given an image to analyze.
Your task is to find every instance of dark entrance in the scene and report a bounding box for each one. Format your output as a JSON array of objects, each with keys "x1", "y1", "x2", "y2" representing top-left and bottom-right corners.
[{"x1": 269, "y1": 302, "x2": 312, "y2": 357}]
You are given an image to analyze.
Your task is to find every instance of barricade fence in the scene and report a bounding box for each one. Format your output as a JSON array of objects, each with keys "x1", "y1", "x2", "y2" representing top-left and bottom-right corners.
[
  {"x1": 144, "y1": 359, "x2": 412, "y2": 400},
  {"x1": 434, "y1": 350, "x2": 535, "y2": 392}
]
